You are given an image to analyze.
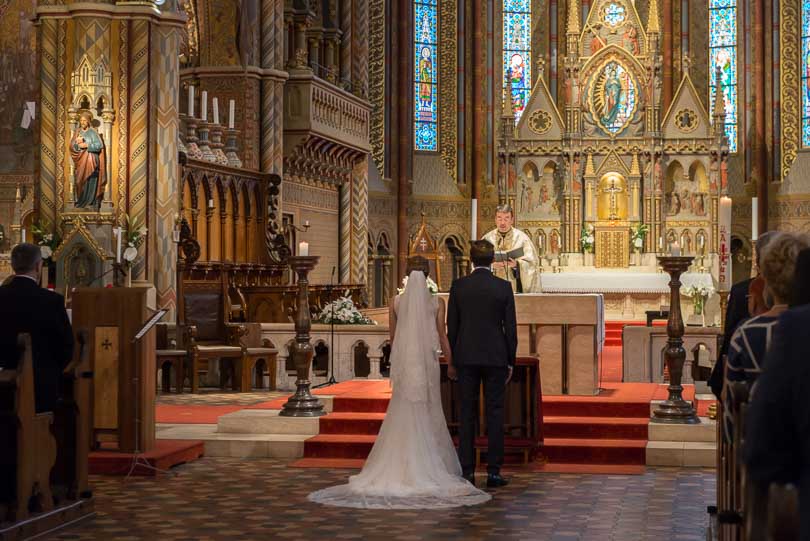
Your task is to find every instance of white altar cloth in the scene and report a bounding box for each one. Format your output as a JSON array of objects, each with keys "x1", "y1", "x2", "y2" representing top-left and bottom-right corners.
[{"x1": 540, "y1": 271, "x2": 715, "y2": 295}]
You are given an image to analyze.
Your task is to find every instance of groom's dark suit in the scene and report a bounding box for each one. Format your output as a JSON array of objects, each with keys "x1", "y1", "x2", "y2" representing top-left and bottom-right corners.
[{"x1": 447, "y1": 267, "x2": 518, "y2": 476}]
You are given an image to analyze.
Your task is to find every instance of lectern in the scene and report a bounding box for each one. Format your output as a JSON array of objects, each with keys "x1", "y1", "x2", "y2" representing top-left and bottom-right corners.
[{"x1": 71, "y1": 286, "x2": 156, "y2": 452}]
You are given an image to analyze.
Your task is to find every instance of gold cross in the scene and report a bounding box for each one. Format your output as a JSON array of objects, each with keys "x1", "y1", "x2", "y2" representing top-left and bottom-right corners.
[{"x1": 603, "y1": 177, "x2": 624, "y2": 221}]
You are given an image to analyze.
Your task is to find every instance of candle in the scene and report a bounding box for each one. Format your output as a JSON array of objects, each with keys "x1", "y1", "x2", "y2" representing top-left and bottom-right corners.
[
  {"x1": 299, "y1": 241, "x2": 309, "y2": 256},
  {"x1": 228, "y1": 99, "x2": 235, "y2": 129},
  {"x1": 188, "y1": 85, "x2": 195, "y2": 117},
  {"x1": 113, "y1": 227, "x2": 122, "y2": 264},
  {"x1": 213, "y1": 97, "x2": 219, "y2": 125},
  {"x1": 471, "y1": 198, "x2": 478, "y2": 240},
  {"x1": 751, "y1": 197, "x2": 758, "y2": 241},
  {"x1": 201, "y1": 90, "x2": 208, "y2": 122},
  {"x1": 208, "y1": 198, "x2": 214, "y2": 209},
  {"x1": 658, "y1": 235, "x2": 664, "y2": 253},
  {"x1": 718, "y1": 196, "x2": 733, "y2": 291},
  {"x1": 21, "y1": 229, "x2": 26, "y2": 243},
  {"x1": 304, "y1": 220, "x2": 310, "y2": 228},
  {"x1": 671, "y1": 241, "x2": 681, "y2": 257}
]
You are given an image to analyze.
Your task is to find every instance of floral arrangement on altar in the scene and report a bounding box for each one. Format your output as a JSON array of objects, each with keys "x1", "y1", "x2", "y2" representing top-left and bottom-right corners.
[
  {"x1": 316, "y1": 295, "x2": 376, "y2": 325},
  {"x1": 682, "y1": 284, "x2": 715, "y2": 316},
  {"x1": 398, "y1": 275, "x2": 439, "y2": 295},
  {"x1": 31, "y1": 220, "x2": 61, "y2": 262},
  {"x1": 630, "y1": 223, "x2": 649, "y2": 252},
  {"x1": 119, "y1": 213, "x2": 147, "y2": 269},
  {"x1": 580, "y1": 224, "x2": 595, "y2": 253}
]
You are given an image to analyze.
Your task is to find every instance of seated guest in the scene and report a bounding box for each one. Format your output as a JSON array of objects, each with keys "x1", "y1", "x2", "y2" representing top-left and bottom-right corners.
[
  {"x1": 0, "y1": 243, "x2": 74, "y2": 413},
  {"x1": 709, "y1": 231, "x2": 776, "y2": 398},
  {"x1": 791, "y1": 248, "x2": 810, "y2": 307},
  {"x1": 725, "y1": 233, "x2": 810, "y2": 389},
  {"x1": 744, "y1": 302, "x2": 810, "y2": 541}
]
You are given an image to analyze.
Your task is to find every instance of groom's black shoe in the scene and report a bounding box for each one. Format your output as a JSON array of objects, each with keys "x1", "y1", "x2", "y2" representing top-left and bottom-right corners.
[
  {"x1": 463, "y1": 473, "x2": 476, "y2": 485},
  {"x1": 486, "y1": 474, "x2": 509, "y2": 488}
]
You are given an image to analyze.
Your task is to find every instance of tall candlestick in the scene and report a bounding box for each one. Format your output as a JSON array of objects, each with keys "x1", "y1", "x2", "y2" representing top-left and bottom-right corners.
[
  {"x1": 718, "y1": 196, "x2": 733, "y2": 291},
  {"x1": 201, "y1": 90, "x2": 208, "y2": 122},
  {"x1": 228, "y1": 99, "x2": 235, "y2": 129},
  {"x1": 751, "y1": 197, "x2": 758, "y2": 240},
  {"x1": 471, "y1": 198, "x2": 478, "y2": 240},
  {"x1": 188, "y1": 85, "x2": 195, "y2": 117},
  {"x1": 213, "y1": 97, "x2": 219, "y2": 125}
]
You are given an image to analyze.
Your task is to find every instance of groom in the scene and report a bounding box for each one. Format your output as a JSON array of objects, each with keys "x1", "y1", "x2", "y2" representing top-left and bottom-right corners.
[{"x1": 447, "y1": 240, "x2": 518, "y2": 488}]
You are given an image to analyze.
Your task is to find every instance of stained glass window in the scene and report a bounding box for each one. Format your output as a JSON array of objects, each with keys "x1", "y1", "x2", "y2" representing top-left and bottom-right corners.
[
  {"x1": 708, "y1": 0, "x2": 738, "y2": 152},
  {"x1": 503, "y1": 0, "x2": 531, "y2": 123},
  {"x1": 802, "y1": 0, "x2": 810, "y2": 146},
  {"x1": 414, "y1": 0, "x2": 438, "y2": 151}
]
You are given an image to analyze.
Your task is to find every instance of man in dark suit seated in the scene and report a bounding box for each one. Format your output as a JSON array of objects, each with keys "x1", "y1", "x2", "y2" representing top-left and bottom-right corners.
[
  {"x1": 0, "y1": 243, "x2": 74, "y2": 413},
  {"x1": 709, "y1": 231, "x2": 776, "y2": 399},
  {"x1": 744, "y1": 303, "x2": 810, "y2": 541}
]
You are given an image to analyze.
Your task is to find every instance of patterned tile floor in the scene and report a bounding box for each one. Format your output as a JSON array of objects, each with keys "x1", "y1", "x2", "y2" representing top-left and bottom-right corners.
[
  {"x1": 156, "y1": 390, "x2": 288, "y2": 407},
  {"x1": 54, "y1": 458, "x2": 715, "y2": 541}
]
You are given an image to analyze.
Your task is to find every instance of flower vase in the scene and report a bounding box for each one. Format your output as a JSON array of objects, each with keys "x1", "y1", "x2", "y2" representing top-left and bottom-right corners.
[
  {"x1": 686, "y1": 294, "x2": 705, "y2": 326},
  {"x1": 632, "y1": 250, "x2": 642, "y2": 266},
  {"x1": 125, "y1": 269, "x2": 132, "y2": 288},
  {"x1": 584, "y1": 252, "x2": 594, "y2": 266}
]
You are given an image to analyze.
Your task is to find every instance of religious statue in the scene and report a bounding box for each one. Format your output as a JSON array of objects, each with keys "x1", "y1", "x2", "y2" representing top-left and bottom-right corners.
[
  {"x1": 667, "y1": 192, "x2": 681, "y2": 215},
  {"x1": 70, "y1": 111, "x2": 106, "y2": 209},
  {"x1": 482, "y1": 204, "x2": 540, "y2": 293},
  {"x1": 601, "y1": 66, "x2": 623, "y2": 126}
]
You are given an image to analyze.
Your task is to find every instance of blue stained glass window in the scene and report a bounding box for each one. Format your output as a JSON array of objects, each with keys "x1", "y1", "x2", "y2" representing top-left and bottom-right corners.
[
  {"x1": 503, "y1": 0, "x2": 531, "y2": 123},
  {"x1": 709, "y1": 0, "x2": 738, "y2": 152},
  {"x1": 414, "y1": 0, "x2": 438, "y2": 151},
  {"x1": 802, "y1": 0, "x2": 810, "y2": 146}
]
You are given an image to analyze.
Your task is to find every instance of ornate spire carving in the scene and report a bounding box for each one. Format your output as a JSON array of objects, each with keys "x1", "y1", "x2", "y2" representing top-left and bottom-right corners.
[
  {"x1": 647, "y1": 0, "x2": 661, "y2": 34},
  {"x1": 712, "y1": 65, "x2": 726, "y2": 134},
  {"x1": 567, "y1": 0, "x2": 580, "y2": 35}
]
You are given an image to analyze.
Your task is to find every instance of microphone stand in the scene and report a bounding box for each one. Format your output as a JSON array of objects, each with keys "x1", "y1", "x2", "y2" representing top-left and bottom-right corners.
[{"x1": 314, "y1": 266, "x2": 338, "y2": 388}]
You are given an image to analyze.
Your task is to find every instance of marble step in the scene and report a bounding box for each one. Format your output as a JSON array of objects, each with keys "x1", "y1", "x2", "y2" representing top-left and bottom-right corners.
[
  {"x1": 156, "y1": 423, "x2": 310, "y2": 459},
  {"x1": 646, "y1": 441, "x2": 715, "y2": 467},
  {"x1": 217, "y1": 409, "x2": 321, "y2": 435}
]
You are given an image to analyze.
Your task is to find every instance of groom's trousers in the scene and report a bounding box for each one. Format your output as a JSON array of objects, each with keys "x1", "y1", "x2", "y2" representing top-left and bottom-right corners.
[{"x1": 457, "y1": 365, "x2": 508, "y2": 476}]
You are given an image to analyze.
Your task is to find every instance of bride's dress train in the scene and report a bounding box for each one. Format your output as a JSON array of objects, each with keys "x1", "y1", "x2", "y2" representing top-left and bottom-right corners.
[{"x1": 307, "y1": 272, "x2": 490, "y2": 509}]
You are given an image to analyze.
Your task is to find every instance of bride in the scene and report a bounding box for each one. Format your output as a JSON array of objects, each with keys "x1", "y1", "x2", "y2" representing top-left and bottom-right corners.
[{"x1": 308, "y1": 258, "x2": 491, "y2": 509}]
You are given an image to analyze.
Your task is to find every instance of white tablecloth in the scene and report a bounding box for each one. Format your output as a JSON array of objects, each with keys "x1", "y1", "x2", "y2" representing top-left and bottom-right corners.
[{"x1": 539, "y1": 271, "x2": 716, "y2": 295}]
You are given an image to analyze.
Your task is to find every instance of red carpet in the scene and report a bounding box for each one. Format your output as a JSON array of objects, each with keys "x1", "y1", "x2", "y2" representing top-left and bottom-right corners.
[{"x1": 89, "y1": 439, "x2": 205, "y2": 476}]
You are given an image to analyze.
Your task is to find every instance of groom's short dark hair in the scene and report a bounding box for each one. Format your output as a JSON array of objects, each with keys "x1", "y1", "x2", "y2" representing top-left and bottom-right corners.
[{"x1": 470, "y1": 240, "x2": 494, "y2": 267}]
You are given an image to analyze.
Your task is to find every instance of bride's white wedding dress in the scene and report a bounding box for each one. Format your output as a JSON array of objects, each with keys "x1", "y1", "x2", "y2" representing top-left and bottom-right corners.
[{"x1": 307, "y1": 271, "x2": 491, "y2": 509}]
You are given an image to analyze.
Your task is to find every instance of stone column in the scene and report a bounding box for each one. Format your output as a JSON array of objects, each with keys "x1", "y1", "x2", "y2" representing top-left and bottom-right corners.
[
  {"x1": 381, "y1": 256, "x2": 393, "y2": 305},
  {"x1": 753, "y1": 0, "x2": 767, "y2": 232},
  {"x1": 662, "y1": 0, "x2": 673, "y2": 109},
  {"x1": 368, "y1": 353, "x2": 383, "y2": 379},
  {"x1": 340, "y1": 0, "x2": 353, "y2": 84}
]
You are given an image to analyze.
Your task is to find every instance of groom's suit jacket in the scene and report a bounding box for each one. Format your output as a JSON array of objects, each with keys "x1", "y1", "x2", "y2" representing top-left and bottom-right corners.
[{"x1": 447, "y1": 268, "x2": 518, "y2": 368}]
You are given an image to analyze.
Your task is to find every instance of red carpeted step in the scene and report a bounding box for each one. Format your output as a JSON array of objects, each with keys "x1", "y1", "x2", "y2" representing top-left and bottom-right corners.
[
  {"x1": 319, "y1": 412, "x2": 386, "y2": 435},
  {"x1": 541, "y1": 400, "x2": 650, "y2": 418},
  {"x1": 332, "y1": 397, "x2": 390, "y2": 413},
  {"x1": 304, "y1": 434, "x2": 376, "y2": 459},
  {"x1": 542, "y1": 438, "x2": 647, "y2": 465},
  {"x1": 543, "y1": 416, "x2": 648, "y2": 440}
]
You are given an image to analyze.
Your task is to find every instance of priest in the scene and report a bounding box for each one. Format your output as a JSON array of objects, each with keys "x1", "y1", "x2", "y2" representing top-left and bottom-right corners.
[{"x1": 482, "y1": 204, "x2": 540, "y2": 293}]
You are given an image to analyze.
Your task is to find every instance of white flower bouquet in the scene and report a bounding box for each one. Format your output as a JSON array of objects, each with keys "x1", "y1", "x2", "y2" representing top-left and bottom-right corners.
[
  {"x1": 397, "y1": 275, "x2": 439, "y2": 295},
  {"x1": 630, "y1": 223, "x2": 649, "y2": 252},
  {"x1": 317, "y1": 296, "x2": 376, "y2": 325},
  {"x1": 31, "y1": 221, "x2": 61, "y2": 262},
  {"x1": 121, "y1": 213, "x2": 148, "y2": 266},
  {"x1": 580, "y1": 224, "x2": 595, "y2": 254},
  {"x1": 682, "y1": 284, "x2": 715, "y2": 316}
]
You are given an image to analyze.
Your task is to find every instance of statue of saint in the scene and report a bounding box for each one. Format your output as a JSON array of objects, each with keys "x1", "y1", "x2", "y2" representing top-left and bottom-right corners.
[
  {"x1": 601, "y1": 66, "x2": 623, "y2": 126},
  {"x1": 70, "y1": 111, "x2": 106, "y2": 208},
  {"x1": 482, "y1": 204, "x2": 540, "y2": 293}
]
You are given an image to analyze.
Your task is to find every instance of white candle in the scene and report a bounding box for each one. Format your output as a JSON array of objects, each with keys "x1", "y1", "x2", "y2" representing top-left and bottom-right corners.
[
  {"x1": 21, "y1": 229, "x2": 26, "y2": 243},
  {"x1": 188, "y1": 85, "x2": 195, "y2": 117},
  {"x1": 751, "y1": 197, "x2": 758, "y2": 241},
  {"x1": 201, "y1": 90, "x2": 208, "y2": 122},
  {"x1": 671, "y1": 241, "x2": 681, "y2": 257},
  {"x1": 213, "y1": 97, "x2": 219, "y2": 125},
  {"x1": 113, "y1": 227, "x2": 122, "y2": 264},
  {"x1": 208, "y1": 198, "x2": 214, "y2": 209},
  {"x1": 299, "y1": 241, "x2": 309, "y2": 256},
  {"x1": 304, "y1": 220, "x2": 310, "y2": 228},
  {"x1": 658, "y1": 235, "x2": 664, "y2": 252},
  {"x1": 719, "y1": 196, "x2": 733, "y2": 291},
  {"x1": 228, "y1": 99, "x2": 235, "y2": 129},
  {"x1": 471, "y1": 198, "x2": 478, "y2": 240}
]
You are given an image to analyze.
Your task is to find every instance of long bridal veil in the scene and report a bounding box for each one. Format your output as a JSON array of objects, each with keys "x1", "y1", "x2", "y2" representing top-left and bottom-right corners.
[{"x1": 307, "y1": 271, "x2": 491, "y2": 509}]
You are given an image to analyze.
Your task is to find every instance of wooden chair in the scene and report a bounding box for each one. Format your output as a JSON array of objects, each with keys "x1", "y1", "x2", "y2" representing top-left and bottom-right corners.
[
  {"x1": 177, "y1": 277, "x2": 244, "y2": 393},
  {"x1": 232, "y1": 323, "x2": 278, "y2": 391},
  {"x1": 155, "y1": 323, "x2": 188, "y2": 394}
]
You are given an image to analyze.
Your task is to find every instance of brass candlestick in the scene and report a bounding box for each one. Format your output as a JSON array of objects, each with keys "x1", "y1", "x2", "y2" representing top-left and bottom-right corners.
[
  {"x1": 280, "y1": 255, "x2": 326, "y2": 417},
  {"x1": 652, "y1": 255, "x2": 700, "y2": 424}
]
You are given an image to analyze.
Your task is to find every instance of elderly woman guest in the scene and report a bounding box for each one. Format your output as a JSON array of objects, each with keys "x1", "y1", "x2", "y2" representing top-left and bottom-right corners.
[{"x1": 726, "y1": 233, "x2": 810, "y2": 389}]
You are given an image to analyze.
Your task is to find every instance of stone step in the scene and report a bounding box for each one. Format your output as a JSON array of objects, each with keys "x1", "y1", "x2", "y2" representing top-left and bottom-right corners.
[
  {"x1": 646, "y1": 441, "x2": 715, "y2": 467},
  {"x1": 156, "y1": 423, "x2": 310, "y2": 459},
  {"x1": 216, "y1": 409, "x2": 321, "y2": 435}
]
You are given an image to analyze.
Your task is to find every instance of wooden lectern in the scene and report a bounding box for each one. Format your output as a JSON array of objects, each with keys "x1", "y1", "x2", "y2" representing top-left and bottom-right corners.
[{"x1": 71, "y1": 286, "x2": 156, "y2": 453}]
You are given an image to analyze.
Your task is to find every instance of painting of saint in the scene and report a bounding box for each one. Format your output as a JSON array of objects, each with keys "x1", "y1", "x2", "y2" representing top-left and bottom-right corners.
[
  {"x1": 70, "y1": 111, "x2": 106, "y2": 209},
  {"x1": 507, "y1": 53, "x2": 527, "y2": 114},
  {"x1": 591, "y1": 34, "x2": 604, "y2": 54},
  {"x1": 418, "y1": 46, "x2": 433, "y2": 110},
  {"x1": 622, "y1": 26, "x2": 639, "y2": 55},
  {"x1": 667, "y1": 193, "x2": 681, "y2": 215},
  {"x1": 601, "y1": 66, "x2": 623, "y2": 126}
]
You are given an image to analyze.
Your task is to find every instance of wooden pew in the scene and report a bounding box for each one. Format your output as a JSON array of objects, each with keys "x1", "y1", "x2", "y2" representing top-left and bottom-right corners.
[{"x1": 0, "y1": 333, "x2": 93, "y2": 539}]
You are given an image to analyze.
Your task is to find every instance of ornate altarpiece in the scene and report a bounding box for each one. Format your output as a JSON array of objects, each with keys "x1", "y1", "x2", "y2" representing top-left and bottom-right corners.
[{"x1": 501, "y1": 0, "x2": 729, "y2": 273}]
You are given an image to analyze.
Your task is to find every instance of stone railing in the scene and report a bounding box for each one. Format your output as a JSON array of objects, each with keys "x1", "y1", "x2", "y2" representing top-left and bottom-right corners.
[
  {"x1": 261, "y1": 323, "x2": 389, "y2": 390},
  {"x1": 284, "y1": 68, "x2": 371, "y2": 153}
]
